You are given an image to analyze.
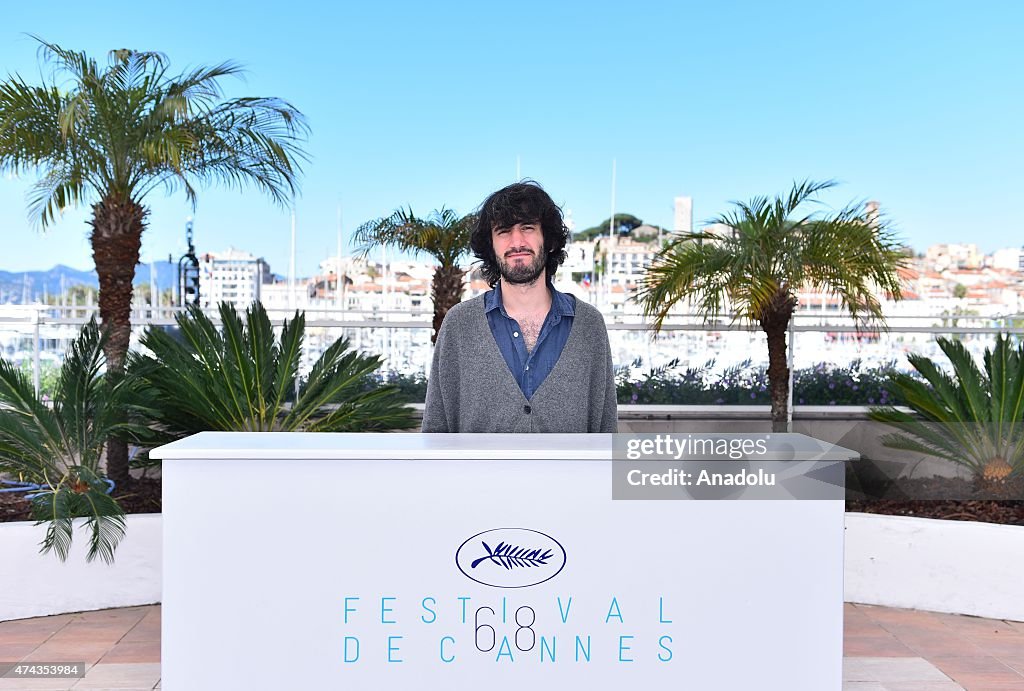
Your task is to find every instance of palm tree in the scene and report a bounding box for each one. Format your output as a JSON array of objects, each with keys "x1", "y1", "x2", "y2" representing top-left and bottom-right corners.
[
  {"x1": 353, "y1": 207, "x2": 476, "y2": 343},
  {"x1": 636, "y1": 180, "x2": 907, "y2": 432},
  {"x1": 130, "y1": 301, "x2": 417, "y2": 434},
  {"x1": 0, "y1": 38, "x2": 308, "y2": 484},
  {"x1": 0, "y1": 319, "x2": 155, "y2": 563}
]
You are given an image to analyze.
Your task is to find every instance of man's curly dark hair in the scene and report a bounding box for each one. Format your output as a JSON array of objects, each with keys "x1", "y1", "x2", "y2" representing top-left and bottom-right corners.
[{"x1": 470, "y1": 181, "x2": 570, "y2": 286}]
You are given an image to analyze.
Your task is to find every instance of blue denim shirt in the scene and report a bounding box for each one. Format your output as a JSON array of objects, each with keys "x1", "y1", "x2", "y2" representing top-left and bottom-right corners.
[{"x1": 485, "y1": 282, "x2": 576, "y2": 400}]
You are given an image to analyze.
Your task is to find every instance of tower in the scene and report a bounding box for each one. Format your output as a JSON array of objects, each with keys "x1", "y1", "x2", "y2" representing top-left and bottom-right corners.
[{"x1": 674, "y1": 196, "x2": 693, "y2": 234}]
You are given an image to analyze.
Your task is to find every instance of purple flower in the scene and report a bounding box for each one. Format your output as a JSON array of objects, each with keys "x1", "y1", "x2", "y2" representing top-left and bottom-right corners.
[
  {"x1": 750, "y1": 392, "x2": 757, "y2": 399},
  {"x1": 868, "y1": 398, "x2": 875, "y2": 404},
  {"x1": 852, "y1": 385, "x2": 859, "y2": 391},
  {"x1": 631, "y1": 393, "x2": 639, "y2": 402},
  {"x1": 798, "y1": 398, "x2": 805, "y2": 404},
  {"x1": 828, "y1": 382, "x2": 836, "y2": 390}
]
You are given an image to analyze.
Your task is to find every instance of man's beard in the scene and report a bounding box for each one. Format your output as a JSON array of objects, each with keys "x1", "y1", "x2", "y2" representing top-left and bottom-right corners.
[{"x1": 498, "y1": 247, "x2": 546, "y2": 285}]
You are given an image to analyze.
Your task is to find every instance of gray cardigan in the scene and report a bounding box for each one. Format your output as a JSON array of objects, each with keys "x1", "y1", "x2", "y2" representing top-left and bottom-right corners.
[{"x1": 422, "y1": 294, "x2": 618, "y2": 433}]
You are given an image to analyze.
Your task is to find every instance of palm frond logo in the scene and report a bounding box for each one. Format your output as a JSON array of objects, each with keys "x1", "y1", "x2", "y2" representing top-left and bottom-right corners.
[
  {"x1": 456, "y1": 528, "x2": 567, "y2": 588},
  {"x1": 470, "y1": 541, "x2": 554, "y2": 570}
]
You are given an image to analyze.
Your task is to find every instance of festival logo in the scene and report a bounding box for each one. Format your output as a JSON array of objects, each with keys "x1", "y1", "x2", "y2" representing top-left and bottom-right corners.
[{"x1": 455, "y1": 528, "x2": 567, "y2": 588}]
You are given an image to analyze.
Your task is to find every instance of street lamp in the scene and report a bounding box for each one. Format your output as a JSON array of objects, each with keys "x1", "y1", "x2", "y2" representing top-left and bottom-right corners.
[{"x1": 178, "y1": 219, "x2": 200, "y2": 307}]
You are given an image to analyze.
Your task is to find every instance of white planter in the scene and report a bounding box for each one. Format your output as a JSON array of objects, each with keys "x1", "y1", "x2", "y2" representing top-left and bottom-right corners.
[
  {"x1": 0, "y1": 513, "x2": 162, "y2": 622},
  {"x1": 845, "y1": 511, "x2": 1024, "y2": 621}
]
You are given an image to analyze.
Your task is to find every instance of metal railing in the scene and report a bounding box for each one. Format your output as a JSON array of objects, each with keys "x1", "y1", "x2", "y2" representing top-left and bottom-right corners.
[{"x1": 1, "y1": 303, "x2": 1019, "y2": 399}]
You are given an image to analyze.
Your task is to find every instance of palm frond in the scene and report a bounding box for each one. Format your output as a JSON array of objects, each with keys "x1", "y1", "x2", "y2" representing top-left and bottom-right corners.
[
  {"x1": 31, "y1": 475, "x2": 126, "y2": 564},
  {"x1": 244, "y1": 301, "x2": 277, "y2": 424},
  {"x1": 285, "y1": 341, "x2": 388, "y2": 430},
  {"x1": 270, "y1": 310, "x2": 304, "y2": 426},
  {"x1": 986, "y1": 336, "x2": 1024, "y2": 444},
  {"x1": 53, "y1": 318, "x2": 106, "y2": 467},
  {"x1": 0, "y1": 358, "x2": 65, "y2": 475},
  {"x1": 27, "y1": 167, "x2": 87, "y2": 226},
  {"x1": 219, "y1": 301, "x2": 258, "y2": 422},
  {"x1": 353, "y1": 206, "x2": 475, "y2": 267}
]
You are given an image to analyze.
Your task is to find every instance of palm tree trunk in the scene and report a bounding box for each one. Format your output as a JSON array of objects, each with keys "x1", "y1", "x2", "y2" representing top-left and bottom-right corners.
[
  {"x1": 430, "y1": 264, "x2": 465, "y2": 344},
  {"x1": 89, "y1": 195, "x2": 146, "y2": 487},
  {"x1": 758, "y1": 289, "x2": 798, "y2": 434}
]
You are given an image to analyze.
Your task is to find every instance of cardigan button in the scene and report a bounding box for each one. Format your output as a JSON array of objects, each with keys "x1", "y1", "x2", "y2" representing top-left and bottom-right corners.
[{"x1": 523, "y1": 405, "x2": 532, "y2": 414}]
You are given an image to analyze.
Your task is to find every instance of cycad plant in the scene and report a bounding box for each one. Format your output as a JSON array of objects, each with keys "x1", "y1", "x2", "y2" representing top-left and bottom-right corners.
[
  {"x1": 869, "y1": 335, "x2": 1024, "y2": 483},
  {"x1": 131, "y1": 301, "x2": 417, "y2": 434},
  {"x1": 0, "y1": 319, "x2": 152, "y2": 563}
]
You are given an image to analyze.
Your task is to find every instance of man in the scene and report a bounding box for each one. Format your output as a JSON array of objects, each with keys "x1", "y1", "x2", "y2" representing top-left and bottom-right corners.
[{"x1": 422, "y1": 181, "x2": 617, "y2": 432}]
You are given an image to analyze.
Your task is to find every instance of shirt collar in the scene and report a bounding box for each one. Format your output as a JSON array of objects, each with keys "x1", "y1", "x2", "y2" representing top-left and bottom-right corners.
[
  {"x1": 484, "y1": 280, "x2": 576, "y2": 319},
  {"x1": 550, "y1": 284, "x2": 576, "y2": 319},
  {"x1": 484, "y1": 281, "x2": 504, "y2": 314}
]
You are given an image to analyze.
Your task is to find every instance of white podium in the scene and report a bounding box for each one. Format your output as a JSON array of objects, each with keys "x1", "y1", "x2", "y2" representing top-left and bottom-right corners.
[{"x1": 154, "y1": 432, "x2": 855, "y2": 690}]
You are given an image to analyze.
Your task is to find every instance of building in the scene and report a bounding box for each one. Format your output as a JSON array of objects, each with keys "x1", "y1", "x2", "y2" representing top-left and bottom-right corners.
[
  {"x1": 925, "y1": 243, "x2": 983, "y2": 271},
  {"x1": 562, "y1": 239, "x2": 595, "y2": 277},
  {"x1": 673, "y1": 196, "x2": 692, "y2": 234},
  {"x1": 605, "y1": 236, "x2": 658, "y2": 290},
  {"x1": 988, "y1": 247, "x2": 1024, "y2": 272},
  {"x1": 199, "y1": 248, "x2": 272, "y2": 312}
]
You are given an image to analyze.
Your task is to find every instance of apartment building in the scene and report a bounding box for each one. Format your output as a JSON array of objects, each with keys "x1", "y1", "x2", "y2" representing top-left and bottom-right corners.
[{"x1": 199, "y1": 248, "x2": 272, "y2": 312}]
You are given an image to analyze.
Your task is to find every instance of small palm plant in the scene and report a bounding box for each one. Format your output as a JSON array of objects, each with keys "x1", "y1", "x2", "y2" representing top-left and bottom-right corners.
[
  {"x1": 131, "y1": 301, "x2": 417, "y2": 434},
  {"x1": 637, "y1": 180, "x2": 906, "y2": 432},
  {"x1": 0, "y1": 319, "x2": 151, "y2": 563},
  {"x1": 353, "y1": 207, "x2": 476, "y2": 343},
  {"x1": 869, "y1": 335, "x2": 1024, "y2": 484}
]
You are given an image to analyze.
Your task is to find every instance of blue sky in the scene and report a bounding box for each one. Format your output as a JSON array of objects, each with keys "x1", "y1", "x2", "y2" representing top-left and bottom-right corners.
[{"x1": 1, "y1": 1, "x2": 1021, "y2": 275}]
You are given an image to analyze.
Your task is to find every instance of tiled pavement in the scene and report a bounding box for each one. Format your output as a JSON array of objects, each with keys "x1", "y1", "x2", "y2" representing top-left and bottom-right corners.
[
  {"x1": 844, "y1": 604, "x2": 1024, "y2": 690},
  {"x1": 0, "y1": 603, "x2": 1022, "y2": 690},
  {"x1": 0, "y1": 607, "x2": 158, "y2": 690}
]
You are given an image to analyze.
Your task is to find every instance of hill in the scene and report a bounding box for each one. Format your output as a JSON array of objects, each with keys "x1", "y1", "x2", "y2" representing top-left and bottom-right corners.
[{"x1": 0, "y1": 262, "x2": 178, "y2": 304}]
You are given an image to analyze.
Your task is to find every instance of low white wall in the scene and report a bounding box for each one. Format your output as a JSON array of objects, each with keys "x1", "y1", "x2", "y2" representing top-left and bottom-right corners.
[
  {"x1": 845, "y1": 512, "x2": 1024, "y2": 621},
  {"x1": 0, "y1": 513, "x2": 162, "y2": 622}
]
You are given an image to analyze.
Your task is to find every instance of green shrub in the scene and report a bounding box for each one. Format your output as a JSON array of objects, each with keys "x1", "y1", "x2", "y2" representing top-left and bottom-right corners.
[
  {"x1": 366, "y1": 359, "x2": 907, "y2": 406},
  {"x1": 615, "y1": 358, "x2": 904, "y2": 406}
]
